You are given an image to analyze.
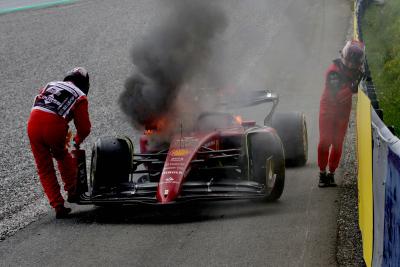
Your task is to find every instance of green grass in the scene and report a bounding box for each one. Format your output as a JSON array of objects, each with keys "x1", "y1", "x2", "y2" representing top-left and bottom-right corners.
[{"x1": 362, "y1": 0, "x2": 400, "y2": 133}]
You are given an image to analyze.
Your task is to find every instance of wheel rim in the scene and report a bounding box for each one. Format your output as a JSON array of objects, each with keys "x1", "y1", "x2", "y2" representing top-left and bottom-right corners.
[
  {"x1": 89, "y1": 147, "x2": 97, "y2": 196},
  {"x1": 266, "y1": 158, "x2": 276, "y2": 189},
  {"x1": 302, "y1": 115, "x2": 308, "y2": 160}
]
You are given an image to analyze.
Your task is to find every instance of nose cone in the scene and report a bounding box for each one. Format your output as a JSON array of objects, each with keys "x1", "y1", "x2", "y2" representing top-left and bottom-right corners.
[{"x1": 157, "y1": 182, "x2": 180, "y2": 203}]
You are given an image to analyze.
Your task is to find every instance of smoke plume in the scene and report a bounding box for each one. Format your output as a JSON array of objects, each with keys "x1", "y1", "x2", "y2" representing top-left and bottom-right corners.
[{"x1": 119, "y1": 0, "x2": 228, "y2": 131}]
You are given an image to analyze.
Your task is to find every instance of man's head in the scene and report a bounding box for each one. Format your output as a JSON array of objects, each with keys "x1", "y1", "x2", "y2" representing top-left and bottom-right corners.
[
  {"x1": 64, "y1": 67, "x2": 90, "y2": 95},
  {"x1": 341, "y1": 40, "x2": 365, "y2": 70}
]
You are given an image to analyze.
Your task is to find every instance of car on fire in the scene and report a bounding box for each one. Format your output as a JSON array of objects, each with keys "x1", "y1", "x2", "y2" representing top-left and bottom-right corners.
[{"x1": 75, "y1": 90, "x2": 308, "y2": 205}]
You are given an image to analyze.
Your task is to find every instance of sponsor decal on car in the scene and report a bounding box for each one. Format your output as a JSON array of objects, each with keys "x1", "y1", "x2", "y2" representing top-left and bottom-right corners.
[
  {"x1": 161, "y1": 176, "x2": 180, "y2": 184},
  {"x1": 165, "y1": 162, "x2": 185, "y2": 167},
  {"x1": 163, "y1": 166, "x2": 178, "y2": 170},
  {"x1": 162, "y1": 170, "x2": 184, "y2": 175},
  {"x1": 170, "y1": 157, "x2": 184, "y2": 161},
  {"x1": 203, "y1": 140, "x2": 216, "y2": 148},
  {"x1": 170, "y1": 148, "x2": 189, "y2": 157},
  {"x1": 173, "y1": 137, "x2": 199, "y2": 147}
]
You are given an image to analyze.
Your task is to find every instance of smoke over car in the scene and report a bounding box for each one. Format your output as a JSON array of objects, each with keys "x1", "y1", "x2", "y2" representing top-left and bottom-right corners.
[{"x1": 119, "y1": 0, "x2": 228, "y2": 134}]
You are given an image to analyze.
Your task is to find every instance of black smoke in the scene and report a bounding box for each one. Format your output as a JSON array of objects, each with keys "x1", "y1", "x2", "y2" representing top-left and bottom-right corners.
[{"x1": 119, "y1": 0, "x2": 228, "y2": 130}]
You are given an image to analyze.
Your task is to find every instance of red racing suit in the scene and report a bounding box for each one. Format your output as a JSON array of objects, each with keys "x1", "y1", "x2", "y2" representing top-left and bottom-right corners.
[
  {"x1": 27, "y1": 81, "x2": 91, "y2": 208},
  {"x1": 318, "y1": 59, "x2": 363, "y2": 173}
]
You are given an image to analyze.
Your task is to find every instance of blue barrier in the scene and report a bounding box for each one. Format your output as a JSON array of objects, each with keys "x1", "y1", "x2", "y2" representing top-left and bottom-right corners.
[
  {"x1": 372, "y1": 114, "x2": 387, "y2": 267},
  {"x1": 383, "y1": 149, "x2": 400, "y2": 266}
]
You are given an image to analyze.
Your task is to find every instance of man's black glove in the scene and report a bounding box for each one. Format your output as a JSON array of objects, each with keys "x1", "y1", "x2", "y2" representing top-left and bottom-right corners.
[{"x1": 349, "y1": 70, "x2": 365, "y2": 93}]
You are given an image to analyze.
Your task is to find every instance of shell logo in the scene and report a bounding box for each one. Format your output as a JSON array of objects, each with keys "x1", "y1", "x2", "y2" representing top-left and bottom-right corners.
[{"x1": 170, "y1": 149, "x2": 189, "y2": 157}]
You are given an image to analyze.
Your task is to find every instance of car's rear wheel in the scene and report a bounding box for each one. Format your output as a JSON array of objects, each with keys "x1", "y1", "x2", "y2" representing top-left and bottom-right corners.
[
  {"x1": 90, "y1": 136, "x2": 134, "y2": 196},
  {"x1": 246, "y1": 132, "x2": 285, "y2": 201},
  {"x1": 270, "y1": 112, "x2": 308, "y2": 167}
]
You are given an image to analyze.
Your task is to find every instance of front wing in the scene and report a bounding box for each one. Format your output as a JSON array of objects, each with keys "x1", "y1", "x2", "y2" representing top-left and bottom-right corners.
[{"x1": 78, "y1": 179, "x2": 267, "y2": 205}]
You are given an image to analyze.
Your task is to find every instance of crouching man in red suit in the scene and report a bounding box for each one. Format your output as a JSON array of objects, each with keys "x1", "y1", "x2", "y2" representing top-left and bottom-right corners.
[
  {"x1": 318, "y1": 40, "x2": 365, "y2": 187},
  {"x1": 27, "y1": 67, "x2": 91, "y2": 218}
]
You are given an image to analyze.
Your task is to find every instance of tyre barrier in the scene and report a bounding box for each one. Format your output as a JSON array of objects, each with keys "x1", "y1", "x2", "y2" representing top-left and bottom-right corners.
[{"x1": 355, "y1": 1, "x2": 400, "y2": 266}]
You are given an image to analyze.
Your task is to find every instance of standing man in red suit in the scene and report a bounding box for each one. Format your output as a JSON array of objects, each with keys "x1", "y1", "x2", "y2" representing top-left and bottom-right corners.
[
  {"x1": 27, "y1": 67, "x2": 91, "y2": 218},
  {"x1": 318, "y1": 40, "x2": 365, "y2": 187}
]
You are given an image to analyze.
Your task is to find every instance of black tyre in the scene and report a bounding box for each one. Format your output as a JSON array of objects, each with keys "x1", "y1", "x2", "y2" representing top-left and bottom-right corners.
[
  {"x1": 90, "y1": 136, "x2": 133, "y2": 195},
  {"x1": 270, "y1": 112, "x2": 308, "y2": 167},
  {"x1": 246, "y1": 132, "x2": 285, "y2": 201}
]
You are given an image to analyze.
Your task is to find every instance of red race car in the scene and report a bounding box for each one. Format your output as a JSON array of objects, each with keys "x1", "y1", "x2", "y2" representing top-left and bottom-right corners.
[{"x1": 76, "y1": 91, "x2": 308, "y2": 205}]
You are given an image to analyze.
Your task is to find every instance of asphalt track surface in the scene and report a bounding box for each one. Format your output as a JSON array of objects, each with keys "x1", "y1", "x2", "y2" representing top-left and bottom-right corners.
[{"x1": 0, "y1": 0, "x2": 352, "y2": 266}]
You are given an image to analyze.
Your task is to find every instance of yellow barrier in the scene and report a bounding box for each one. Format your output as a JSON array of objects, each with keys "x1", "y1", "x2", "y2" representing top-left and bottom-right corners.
[
  {"x1": 354, "y1": 1, "x2": 360, "y2": 41},
  {"x1": 356, "y1": 90, "x2": 373, "y2": 267}
]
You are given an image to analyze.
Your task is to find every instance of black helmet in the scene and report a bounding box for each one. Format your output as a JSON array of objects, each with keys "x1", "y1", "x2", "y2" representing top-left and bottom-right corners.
[{"x1": 64, "y1": 67, "x2": 90, "y2": 95}]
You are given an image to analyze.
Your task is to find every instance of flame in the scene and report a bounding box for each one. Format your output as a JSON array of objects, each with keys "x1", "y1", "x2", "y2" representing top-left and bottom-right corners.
[
  {"x1": 144, "y1": 116, "x2": 170, "y2": 135},
  {"x1": 144, "y1": 129, "x2": 155, "y2": 135},
  {"x1": 235, "y1": 115, "x2": 242, "y2": 124}
]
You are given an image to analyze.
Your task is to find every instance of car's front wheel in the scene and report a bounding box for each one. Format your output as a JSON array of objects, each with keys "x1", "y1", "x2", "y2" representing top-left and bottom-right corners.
[
  {"x1": 90, "y1": 136, "x2": 133, "y2": 196},
  {"x1": 246, "y1": 132, "x2": 285, "y2": 201}
]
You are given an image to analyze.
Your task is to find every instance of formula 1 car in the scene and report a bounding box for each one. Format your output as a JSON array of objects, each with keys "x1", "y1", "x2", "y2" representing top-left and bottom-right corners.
[{"x1": 75, "y1": 90, "x2": 308, "y2": 205}]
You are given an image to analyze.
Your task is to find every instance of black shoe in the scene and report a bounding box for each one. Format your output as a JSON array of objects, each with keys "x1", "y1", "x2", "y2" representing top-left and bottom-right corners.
[
  {"x1": 318, "y1": 172, "x2": 329, "y2": 188},
  {"x1": 55, "y1": 205, "x2": 71, "y2": 219},
  {"x1": 327, "y1": 172, "x2": 337, "y2": 187}
]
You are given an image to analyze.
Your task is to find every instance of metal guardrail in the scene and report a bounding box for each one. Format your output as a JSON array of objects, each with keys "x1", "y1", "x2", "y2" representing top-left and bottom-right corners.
[
  {"x1": 355, "y1": 0, "x2": 385, "y2": 117},
  {"x1": 371, "y1": 110, "x2": 400, "y2": 147}
]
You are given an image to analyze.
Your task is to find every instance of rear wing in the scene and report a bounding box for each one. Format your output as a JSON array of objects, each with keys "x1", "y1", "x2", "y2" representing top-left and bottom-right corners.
[{"x1": 221, "y1": 90, "x2": 279, "y2": 125}]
